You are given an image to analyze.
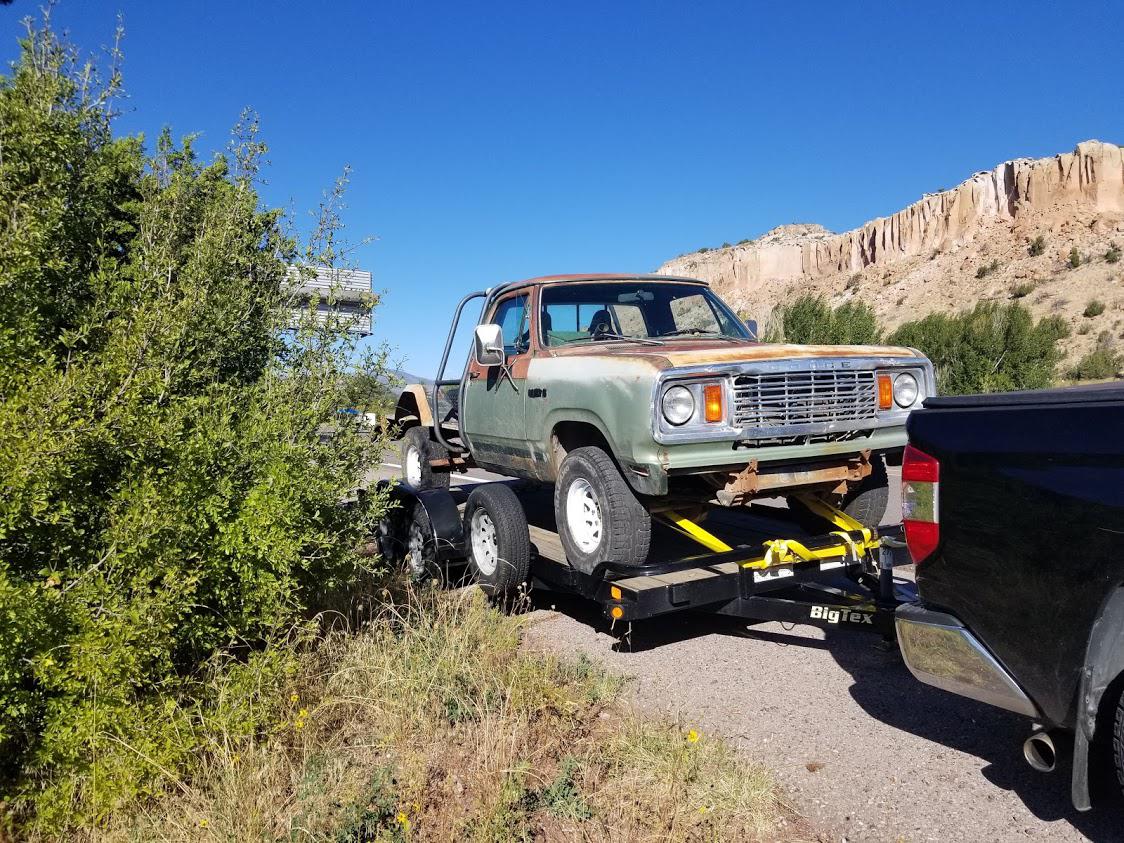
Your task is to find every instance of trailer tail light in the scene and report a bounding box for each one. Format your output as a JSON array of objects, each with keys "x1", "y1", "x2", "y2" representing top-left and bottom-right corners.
[
  {"x1": 902, "y1": 444, "x2": 940, "y2": 564},
  {"x1": 704, "y1": 383, "x2": 724, "y2": 423}
]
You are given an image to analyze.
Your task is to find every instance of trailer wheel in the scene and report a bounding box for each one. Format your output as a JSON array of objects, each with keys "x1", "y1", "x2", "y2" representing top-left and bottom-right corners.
[
  {"x1": 463, "y1": 483, "x2": 530, "y2": 597},
  {"x1": 401, "y1": 426, "x2": 450, "y2": 490},
  {"x1": 840, "y1": 457, "x2": 889, "y2": 527},
  {"x1": 554, "y1": 446, "x2": 651, "y2": 574},
  {"x1": 403, "y1": 500, "x2": 441, "y2": 583}
]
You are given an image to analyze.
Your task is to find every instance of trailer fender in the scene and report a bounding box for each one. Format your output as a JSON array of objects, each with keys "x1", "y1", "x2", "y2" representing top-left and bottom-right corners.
[
  {"x1": 381, "y1": 481, "x2": 464, "y2": 561},
  {"x1": 1073, "y1": 585, "x2": 1124, "y2": 811}
]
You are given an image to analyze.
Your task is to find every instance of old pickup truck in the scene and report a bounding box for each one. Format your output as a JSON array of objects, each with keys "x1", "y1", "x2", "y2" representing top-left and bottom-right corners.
[
  {"x1": 895, "y1": 382, "x2": 1124, "y2": 810},
  {"x1": 394, "y1": 274, "x2": 934, "y2": 583}
]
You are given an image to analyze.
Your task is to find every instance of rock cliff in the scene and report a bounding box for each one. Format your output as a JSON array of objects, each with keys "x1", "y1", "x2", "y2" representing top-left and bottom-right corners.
[{"x1": 658, "y1": 141, "x2": 1124, "y2": 364}]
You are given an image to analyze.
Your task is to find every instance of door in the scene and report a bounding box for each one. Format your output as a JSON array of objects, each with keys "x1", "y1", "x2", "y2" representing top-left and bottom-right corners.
[{"x1": 462, "y1": 291, "x2": 535, "y2": 475}]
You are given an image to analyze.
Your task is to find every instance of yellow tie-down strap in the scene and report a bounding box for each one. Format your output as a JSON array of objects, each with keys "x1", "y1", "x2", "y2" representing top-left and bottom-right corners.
[{"x1": 660, "y1": 494, "x2": 879, "y2": 571}]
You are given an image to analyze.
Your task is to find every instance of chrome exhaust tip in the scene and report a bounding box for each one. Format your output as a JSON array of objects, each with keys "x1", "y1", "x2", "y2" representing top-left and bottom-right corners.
[{"x1": 1023, "y1": 731, "x2": 1057, "y2": 773}]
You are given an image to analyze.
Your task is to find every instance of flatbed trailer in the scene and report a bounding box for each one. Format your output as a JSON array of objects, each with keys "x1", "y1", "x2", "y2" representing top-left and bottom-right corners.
[{"x1": 375, "y1": 478, "x2": 916, "y2": 641}]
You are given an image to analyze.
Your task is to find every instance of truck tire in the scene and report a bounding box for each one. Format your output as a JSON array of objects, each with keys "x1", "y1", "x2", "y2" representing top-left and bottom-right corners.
[
  {"x1": 840, "y1": 457, "x2": 890, "y2": 527},
  {"x1": 554, "y1": 446, "x2": 651, "y2": 574},
  {"x1": 1114, "y1": 689, "x2": 1124, "y2": 801},
  {"x1": 463, "y1": 483, "x2": 530, "y2": 597},
  {"x1": 401, "y1": 426, "x2": 449, "y2": 490}
]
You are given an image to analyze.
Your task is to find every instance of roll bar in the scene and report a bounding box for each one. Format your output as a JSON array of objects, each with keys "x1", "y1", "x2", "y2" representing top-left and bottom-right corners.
[{"x1": 432, "y1": 289, "x2": 489, "y2": 454}]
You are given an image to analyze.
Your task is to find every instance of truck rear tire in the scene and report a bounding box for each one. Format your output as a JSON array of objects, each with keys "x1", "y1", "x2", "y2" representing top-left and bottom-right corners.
[
  {"x1": 463, "y1": 483, "x2": 530, "y2": 597},
  {"x1": 840, "y1": 457, "x2": 890, "y2": 527},
  {"x1": 554, "y1": 446, "x2": 651, "y2": 574},
  {"x1": 1114, "y1": 688, "x2": 1124, "y2": 802},
  {"x1": 401, "y1": 426, "x2": 450, "y2": 491}
]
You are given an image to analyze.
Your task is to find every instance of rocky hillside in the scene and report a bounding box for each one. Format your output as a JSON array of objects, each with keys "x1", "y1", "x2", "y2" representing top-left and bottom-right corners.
[{"x1": 658, "y1": 141, "x2": 1124, "y2": 364}]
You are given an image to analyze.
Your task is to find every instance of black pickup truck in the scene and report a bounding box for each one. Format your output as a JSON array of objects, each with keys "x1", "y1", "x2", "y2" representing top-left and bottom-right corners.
[{"x1": 894, "y1": 382, "x2": 1124, "y2": 811}]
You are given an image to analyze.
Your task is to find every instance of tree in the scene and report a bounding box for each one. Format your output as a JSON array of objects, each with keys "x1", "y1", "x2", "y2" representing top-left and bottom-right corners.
[
  {"x1": 762, "y1": 294, "x2": 881, "y2": 345},
  {"x1": 0, "y1": 20, "x2": 387, "y2": 829},
  {"x1": 888, "y1": 302, "x2": 1068, "y2": 394}
]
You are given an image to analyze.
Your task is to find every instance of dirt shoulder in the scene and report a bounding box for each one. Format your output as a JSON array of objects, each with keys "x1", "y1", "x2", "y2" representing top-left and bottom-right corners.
[{"x1": 524, "y1": 597, "x2": 1120, "y2": 842}]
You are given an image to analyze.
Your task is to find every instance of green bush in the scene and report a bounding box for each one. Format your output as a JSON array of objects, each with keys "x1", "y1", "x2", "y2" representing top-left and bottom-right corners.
[
  {"x1": 975, "y1": 259, "x2": 1000, "y2": 279},
  {"x1": 1010, "y1": 281, "x2": 1036, "y2": 299},
  {"x1": 1069, "y1": 246, "x2": 1084, "y2": 268},
  {"x1": 1028, "y1": 235, "x2": 1046, "y2": 257},
  {"x1": 1105, "y1": 243, "x2": 1121, "y2": 264},
  {"x1": 765, "y1": 294, "x2": 881, "y2": 345},
  {"x1": 1069, "y1": 347, "x2": 1121, "y2": 380},
  {"x1": 1084, "y1": 300, "x2": 1106, "y2": 318},
  {"x1": 888, "y1": 301, "x2": 1069, "y2": 394},
  {"x1": 0, "y1": 22, "x2": 386, "y2": 830}
]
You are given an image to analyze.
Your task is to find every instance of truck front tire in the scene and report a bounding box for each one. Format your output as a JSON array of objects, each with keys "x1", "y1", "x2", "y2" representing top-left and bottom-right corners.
[
  {"x1": 554, "y1": 446, "x2": 651, "y2": 574},
  {"x1": 401, "y1": 426, "x2": 450, "y2": 491},
  {"x1": 463, "y1": 483, "x2": 530, "y2": 597},
  {"x1": 840, "y1": 457, "x2": 890, "y2": 527}
]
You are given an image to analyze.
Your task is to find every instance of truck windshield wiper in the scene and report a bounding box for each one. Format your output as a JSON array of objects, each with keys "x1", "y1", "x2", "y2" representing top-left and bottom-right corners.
[
  {"x1": 658, "y1": 329, "x2": 741, "y2": 341},
  {"x1": 559, "y1": 332, "x2": 665, "y2": 346}
]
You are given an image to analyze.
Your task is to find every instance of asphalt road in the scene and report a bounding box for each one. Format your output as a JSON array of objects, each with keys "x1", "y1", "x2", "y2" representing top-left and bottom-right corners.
[{"x1": 372, "y1": 460, "x2": 1120, "y2": 841}]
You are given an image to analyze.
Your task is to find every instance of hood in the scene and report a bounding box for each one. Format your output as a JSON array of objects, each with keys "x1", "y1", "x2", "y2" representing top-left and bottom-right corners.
[{"x1": 546, "y1": 339, "x2": 921, "y2": 370}]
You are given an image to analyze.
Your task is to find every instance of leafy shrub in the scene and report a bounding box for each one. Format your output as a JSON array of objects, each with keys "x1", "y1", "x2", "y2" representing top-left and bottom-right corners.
[
  {"x1": 1028, "y1": 235, "x2": 1046, "y2": 257},
  {"x1": 1068, "y1": 347, "x2": 1121, "y2": 380},
  {"x1": 765, "y1": 294, "x2": 881, "y2": 345},
  {"x1": 1084, "y1": 300, "x2": 1106, "y2": 318},
  {"x1": 888, "y1": 302, "x2": 1069, "y2": 394},
  {"x1": 1010, "y1": 281, "x2": 1036, "y2": 299},
  {"x1": 721, "y1": 241, "x2": 732, "y2": 249},
  {"x1": 1069, "y1": 246, "x2": 1084, "y2": 268},
  {"x1": 1106, "y1": 243, "x2": 1121, "y2": 264},
  {"x1": 975, "y1": 259, "x2": 1000, "y2": 279},
  {"x1": 0, "y1": 21, "x2": 386, "y2": 830}
]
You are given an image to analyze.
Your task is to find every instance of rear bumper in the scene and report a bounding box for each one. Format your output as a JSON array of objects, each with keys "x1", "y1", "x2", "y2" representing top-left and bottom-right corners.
[{"x1": 895, "y1": 603, "x2": 1040, "y2": 718}]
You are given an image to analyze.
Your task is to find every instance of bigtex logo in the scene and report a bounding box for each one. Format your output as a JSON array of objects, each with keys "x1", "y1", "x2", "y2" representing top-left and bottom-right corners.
[{"x1": 809, "y1": 605, "x2": 874, "y2": 624}]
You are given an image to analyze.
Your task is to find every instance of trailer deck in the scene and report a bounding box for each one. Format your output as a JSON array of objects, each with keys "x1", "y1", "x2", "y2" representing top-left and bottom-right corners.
[{"x1": 377, "y1": 479, "x2": 915, "y2": 641}]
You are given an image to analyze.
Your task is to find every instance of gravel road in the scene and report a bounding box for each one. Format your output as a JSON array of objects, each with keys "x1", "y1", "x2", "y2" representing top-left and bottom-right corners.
[{"x1": 373, "y1": 460, "x2": 1120, "y2": 841}]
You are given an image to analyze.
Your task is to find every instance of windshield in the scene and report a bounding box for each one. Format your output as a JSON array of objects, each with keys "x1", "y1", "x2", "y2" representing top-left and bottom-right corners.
[{"x1": 539, "y1": 282, "x2": 750, "y2": 346}]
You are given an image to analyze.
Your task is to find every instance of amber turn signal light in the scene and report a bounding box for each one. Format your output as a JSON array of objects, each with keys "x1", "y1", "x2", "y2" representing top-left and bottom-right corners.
[
  {"x1": 704, "y1": 383, "x2": 724, "y2": 423},
  {"x1": 877, "y1": 374, "x2": 893, "y2": 410}
]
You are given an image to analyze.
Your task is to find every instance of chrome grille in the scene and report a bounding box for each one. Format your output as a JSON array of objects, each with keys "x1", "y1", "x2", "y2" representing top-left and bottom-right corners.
[{"x1": 732, "y1": 370, "x2": 878, "y2": 430}]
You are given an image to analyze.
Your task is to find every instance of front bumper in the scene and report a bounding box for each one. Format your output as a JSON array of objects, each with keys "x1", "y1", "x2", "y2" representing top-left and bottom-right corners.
[{"x1": 895, "y1": 603, "x2": 1039, "y2": 718}]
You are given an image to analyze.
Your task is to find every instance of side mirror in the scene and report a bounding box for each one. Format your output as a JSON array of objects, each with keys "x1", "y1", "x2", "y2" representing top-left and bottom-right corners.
[
  {"x1": 474, "y1": 323, "x2": 505, "y2": 366},
  {"x1": 744, "y1": 319, "x2": 759, "y2": 340}
]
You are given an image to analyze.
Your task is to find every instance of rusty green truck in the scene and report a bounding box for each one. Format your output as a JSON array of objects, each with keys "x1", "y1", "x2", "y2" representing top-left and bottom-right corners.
[{"x1": 394, "y1": 274, "x2": 934, "y2": 579}]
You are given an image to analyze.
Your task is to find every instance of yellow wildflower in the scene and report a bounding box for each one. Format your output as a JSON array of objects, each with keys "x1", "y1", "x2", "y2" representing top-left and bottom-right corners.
[
  {"x1": 396, "y1": 811, "x2": 411, "y2": 830},
  {"x1": 290, "y1": 693, "x2": 299, "y2": 703},
  {"x1": 198, "y1": 818, "x2": 209, "y2": 828},
  {"x1": 687, "y1": 729, "x2": 700, "y2": 743}
]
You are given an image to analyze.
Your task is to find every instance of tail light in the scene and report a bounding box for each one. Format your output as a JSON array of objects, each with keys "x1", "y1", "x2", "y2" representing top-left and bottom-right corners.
[{"x1": 902, "y1": 444, "x2": 939, "y2": 564}]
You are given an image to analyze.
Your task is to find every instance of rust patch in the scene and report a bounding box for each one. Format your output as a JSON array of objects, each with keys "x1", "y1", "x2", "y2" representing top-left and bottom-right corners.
[{"x1": 714, "y1": 453, "x2": 872, "y2": 506}]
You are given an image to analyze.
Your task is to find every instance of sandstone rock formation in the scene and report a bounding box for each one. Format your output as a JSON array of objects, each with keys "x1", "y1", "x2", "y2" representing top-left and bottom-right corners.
[{"x1": 659, "y1": 141, "x2": 1124, "y2": 366}]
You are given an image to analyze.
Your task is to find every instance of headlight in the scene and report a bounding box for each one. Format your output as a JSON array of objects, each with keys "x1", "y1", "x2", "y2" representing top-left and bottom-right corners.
[
  {"x1": 661, "y1": 385, "x2": 695, "y2": 425},
  {"x1": 894, "y1": 372, "x2": 919, "y2": 407}
]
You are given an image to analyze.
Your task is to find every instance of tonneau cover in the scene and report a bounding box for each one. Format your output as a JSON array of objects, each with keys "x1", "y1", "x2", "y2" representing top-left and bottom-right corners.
[{"x1": 925, "y1": 381, "x2": 1124, "y2": 409}]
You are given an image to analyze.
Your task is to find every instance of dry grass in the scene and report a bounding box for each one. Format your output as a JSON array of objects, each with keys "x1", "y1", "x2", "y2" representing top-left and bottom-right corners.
[{"x1": 88, "y1": 588, "x2": 791, "y2": 842}]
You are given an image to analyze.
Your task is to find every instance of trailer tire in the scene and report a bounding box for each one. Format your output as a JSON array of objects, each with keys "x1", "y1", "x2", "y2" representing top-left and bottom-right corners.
[
  {"x1": 404, "y1": 500, "x2": 440, "y2": 583},
  {"x1": 554, "y1": 446, "x2": 651, "y2": 574},
  {"x1": 401, "y1": 426, "x2": 450, "y2": 490},
  {"x1": 840, "y1": 457, "x2": 890, "y2": 527},
  {"x1": 464, "y1": 483, "x2": 530, "y2": 597}
]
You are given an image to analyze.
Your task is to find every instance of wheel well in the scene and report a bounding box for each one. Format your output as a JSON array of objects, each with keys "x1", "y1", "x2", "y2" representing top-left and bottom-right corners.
[
  {"x1": 394, "y1": 393, "x2": 422, "y2": 429},
  {"x1": 550, "y1": 421, "x2": 613, "y2": 473}
]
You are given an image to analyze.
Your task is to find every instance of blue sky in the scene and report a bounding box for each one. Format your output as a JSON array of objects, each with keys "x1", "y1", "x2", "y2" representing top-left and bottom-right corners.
[{"x1": 6, "y1": 1, "x2": 1123, "y2": 376}]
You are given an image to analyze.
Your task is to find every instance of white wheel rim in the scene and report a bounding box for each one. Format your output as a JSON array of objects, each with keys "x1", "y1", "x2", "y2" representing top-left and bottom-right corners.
[
  {"x1": 406, "y1": 517, "x2": 428, "y2": 578},
  {"x1": 406, "y1": 445, "x2": 423, "y2": 486},
  {"x1": 565, "y1": 478, "x2": 603, "y2": 553},
  {"x1": 471, "y1": 509, "x2": 499, "y2": 576}
]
